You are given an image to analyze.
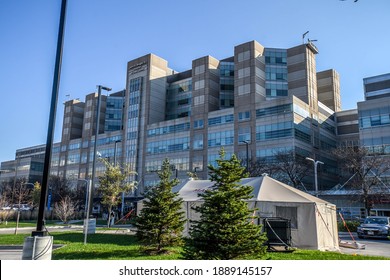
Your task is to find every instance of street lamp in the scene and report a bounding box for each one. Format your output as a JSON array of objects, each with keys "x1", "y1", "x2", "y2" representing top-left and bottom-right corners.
[
  {"x1": 114, "y1": 140, "x2": 127, "y2": 217},
  {"x1": 306, "y1": 157, "x2": 324, "y2": 197},
  {"x1": 90, "y1": 85, "x2": 111, "y2": 214},
  {"x1": 114, "y1": 140, "x2": 121, "y2": 166},
  {"x1": 240, "y1": 140, "x2": 250, "y2": 174},
  {"x1": 78, "y1": 179, "x2": 91, "y2": 245}
]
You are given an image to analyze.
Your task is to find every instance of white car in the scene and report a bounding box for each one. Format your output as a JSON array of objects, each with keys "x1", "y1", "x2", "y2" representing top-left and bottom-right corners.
[{"x1": 11, "y1": 204, "x2": 31, "y2": 211}]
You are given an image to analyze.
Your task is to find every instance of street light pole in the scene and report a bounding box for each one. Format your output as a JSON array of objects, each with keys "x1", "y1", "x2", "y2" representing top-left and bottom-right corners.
[
  {"x1": 114, "y1": 140, "x2": 121, "y2": 166},
  {"x1": 78, "y1": 179, "x2": 91, "y2": 245},
  {"x1": 34, "y1": 0, "x2": 67, "y2": 236},
  {"x1": 90, "y1": 85, "x2": 111, "y2": 215},
  {"x1": 114, "y1": 140, "x2": 127, "y2": 217},
  {"x1": 306, "y1": 157, "x2": 324, "y2": 197}
]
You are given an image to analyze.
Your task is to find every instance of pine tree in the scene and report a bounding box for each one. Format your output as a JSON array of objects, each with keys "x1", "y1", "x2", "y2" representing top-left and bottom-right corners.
[
  {"x1": 136, "y1": 158, "x2": 186, "y2": 254},
  {"x1": 183, "y1": 148, "x2": 267, "y2": 260}
]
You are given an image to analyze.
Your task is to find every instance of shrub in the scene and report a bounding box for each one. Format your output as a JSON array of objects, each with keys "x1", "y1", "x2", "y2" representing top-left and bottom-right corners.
[{"x1": 338, "y1": 220, "x2": 360, "y2": 232}]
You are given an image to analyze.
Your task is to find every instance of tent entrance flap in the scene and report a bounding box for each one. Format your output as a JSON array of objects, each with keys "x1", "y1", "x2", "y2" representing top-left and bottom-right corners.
[{"x1": 263, "y1": 217, "x2": 292, "y2": 251}]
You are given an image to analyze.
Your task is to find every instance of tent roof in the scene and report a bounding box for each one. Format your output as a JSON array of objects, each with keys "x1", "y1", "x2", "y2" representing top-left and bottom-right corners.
[{"x1": 172, "y1": 175, "x2": 331, "y2": 204}]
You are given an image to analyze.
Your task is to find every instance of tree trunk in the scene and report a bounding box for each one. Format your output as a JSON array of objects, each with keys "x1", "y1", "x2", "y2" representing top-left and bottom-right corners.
[
  {"x1": 107, "y1": 206, "x2": 112, "y2": 228},
  {"x1": 14, "y1": 210, "x2": 20, "y2": 235}
]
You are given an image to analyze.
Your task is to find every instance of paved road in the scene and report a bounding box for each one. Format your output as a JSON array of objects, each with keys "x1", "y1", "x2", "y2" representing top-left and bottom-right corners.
[
  {"x1": 0, "y1": 225, "x2": 83, "y2": 235},
  {"x1": 339, "y1": 232, "x2": 390, "y2": 258}
]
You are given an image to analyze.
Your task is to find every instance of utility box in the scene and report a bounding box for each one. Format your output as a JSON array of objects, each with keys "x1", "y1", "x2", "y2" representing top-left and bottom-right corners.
[{"x1": 262, "y1": 217, "x2": 292, "y2": 250}]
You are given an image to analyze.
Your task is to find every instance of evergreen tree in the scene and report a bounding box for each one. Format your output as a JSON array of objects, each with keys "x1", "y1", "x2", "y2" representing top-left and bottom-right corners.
[
  {"x1": 183, "y1": 148, "x2": 267, "y2": 260},
  {"x1": 136, "y1": 158, "x2": 186, "y2": 254}
]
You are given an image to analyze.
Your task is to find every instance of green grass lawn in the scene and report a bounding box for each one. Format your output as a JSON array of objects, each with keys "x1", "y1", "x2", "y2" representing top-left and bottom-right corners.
[{"x1": 0, "y1": 232, "x2": 388, "y2": 260}]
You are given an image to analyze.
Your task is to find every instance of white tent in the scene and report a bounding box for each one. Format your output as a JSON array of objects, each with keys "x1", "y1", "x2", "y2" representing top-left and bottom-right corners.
[{"x1": 167, "y1": 175, "x2": 339, "y2": 251}]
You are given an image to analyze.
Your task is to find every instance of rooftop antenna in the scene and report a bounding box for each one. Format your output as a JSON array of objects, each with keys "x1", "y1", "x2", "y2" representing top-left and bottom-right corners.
[
  {"x1": 63, "y1": 94, "x2": 71, "y2": 105},
  {"x1": 302, "y1": 31, "x2": 309, "y2": 44},
  {"x1": 307, "y1": 39, "x2": 319, "y2": 54}
]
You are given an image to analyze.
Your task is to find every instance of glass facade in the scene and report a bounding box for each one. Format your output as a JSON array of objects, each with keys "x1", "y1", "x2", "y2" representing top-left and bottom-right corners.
[
  {"x1": 359, "y1": 106, "x2": 390, "y2": 129},
  {"x1": 166, "y1": 79, "x2": 192, "y2": 120},
  {"x1": 256, "y1": 104, "x2": 292, "y2": 118},
  {"x1": 208, "y1": 130, "x2": 234, "y2": 147},
  {"x1": 219, "y1": 62, "x2": 234, "y2": 108},
  {"x1": 147, "y1": 123, "x2": 190, "y2": 137},
  {"x1": 256, "y1": 122, "x2": 293, "y2": 141},
  {"x1": 146, "y1": 137, "x2": 189, "y2": 154},
  {"x1": 105, "y1": 95, "x2": 124, "y2": 131},
  {"x1": 264, "y1": 49, "x2": 288, "y2": 98},
  {"x1": 208, "y1": 114, "x2": 234, "y2": 126},
  {"x1": 126, "y1": 77, "x2": 142, "y2": 171}
]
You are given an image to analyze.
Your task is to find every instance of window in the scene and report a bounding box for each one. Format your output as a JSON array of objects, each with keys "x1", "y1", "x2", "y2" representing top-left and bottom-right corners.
[
  {"x1": 256, "y1": 122, "x2": 293, "y2": 141},
  {"x1": 238, "y1": 126, "x2": 251, "y2": 142},
  {"x1": 276, "y1": 206, "x2": 298, "y2": 229},
  {"x1": 194, "y1": 95, "x2": 204, "y2": 106},
  {"x1": 147, "y1": 123, "x2": 190, "y2": 137},
  {"x1": 256, "y1": 104, "x2": 292, "y2": 118},
  {"x1": 238, "y1": 50, "x2": 250, "y2": 62},
  {"x1": 238, "y1": 111, "x2": 250, "y2": 121},
  {"x1": 238, "y1": 84, "x2": 250, "y2": 95},
  {"x1": 194, "y1": 65, "x2": 205, "y2": 75},
  {"x1": 208, "y1": 130, "x2": 234, "y2": 147},
  {"x1": 193, "y1": 134, "x2": 203, "y2": 150},
  {"x1": 238, "y1": 67, "x2": 250, "y2": 78},
  {"x1": 146, "y1": 137, "x2": 190, "y2": 154},
  {"x1": 194, "y1": 80, "x2": 205, "y2": 90},
  {"x1": 208, "y1": 114, "x2": 234, "y2": 126},
  {"x1": 192, "y1": 155, "x2": 203, "y2": 171},
  {"x1": 194, "y1": 119, "x2": 204, "y2": 129}
]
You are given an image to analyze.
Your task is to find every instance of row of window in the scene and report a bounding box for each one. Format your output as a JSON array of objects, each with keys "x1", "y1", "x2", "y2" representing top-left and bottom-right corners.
[
  {"x1": 147, "y1": 122, "x2": 190, "y2": 137},
  {"x1": 146, "y1": 137, "x2": 190, "y2": 154},
  {"x1": 145, "y1": 157, "x2": 190, "y2": 172},
  {"x1": 106, "y1": 97, "x2": 124, "y2": 109},
  {"x1": 208, "y1": 114, "x2": 234, "y2": 126},
  {"x1": 129, "y1": 91, "x2": 140, "y2": 105},
  {"x1": 266, "y1": 89, "x2": 288, "y2": 97},
  {"x1": 129, "y1": 77, "x2": 142, "y2": 93},
  {"x1": 256, "y1": 104, "x2": 292, "y2": 118},
  {"x1": 220, "y1": 62, "x2": 234, "y2": 77},
  {"x1": 167, "y1": 80, "x2": 192, "y2": 96},
  {"x1": 208, "y1": 130, "x2": 234, "y2": 147},
  {"x1": 97, "y1": 135, "x2": 122, "y2": 146},
  {"x1": 360, "y1": 114, "x2": 390, "y2": 128}
]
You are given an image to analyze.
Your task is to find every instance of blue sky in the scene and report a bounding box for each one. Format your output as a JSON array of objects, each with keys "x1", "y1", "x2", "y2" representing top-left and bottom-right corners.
[{"x1": 0, "y1": 0, "x2": 389, "y2": 163}]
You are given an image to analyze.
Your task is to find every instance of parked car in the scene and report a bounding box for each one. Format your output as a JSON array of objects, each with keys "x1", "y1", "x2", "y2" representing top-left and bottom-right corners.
[
  {"x1": 11, "y1": 204, "x2": 31, "y2": 211},
  {"x1": 357, "y1": 216, "x2": 390, "y2": 239}
]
